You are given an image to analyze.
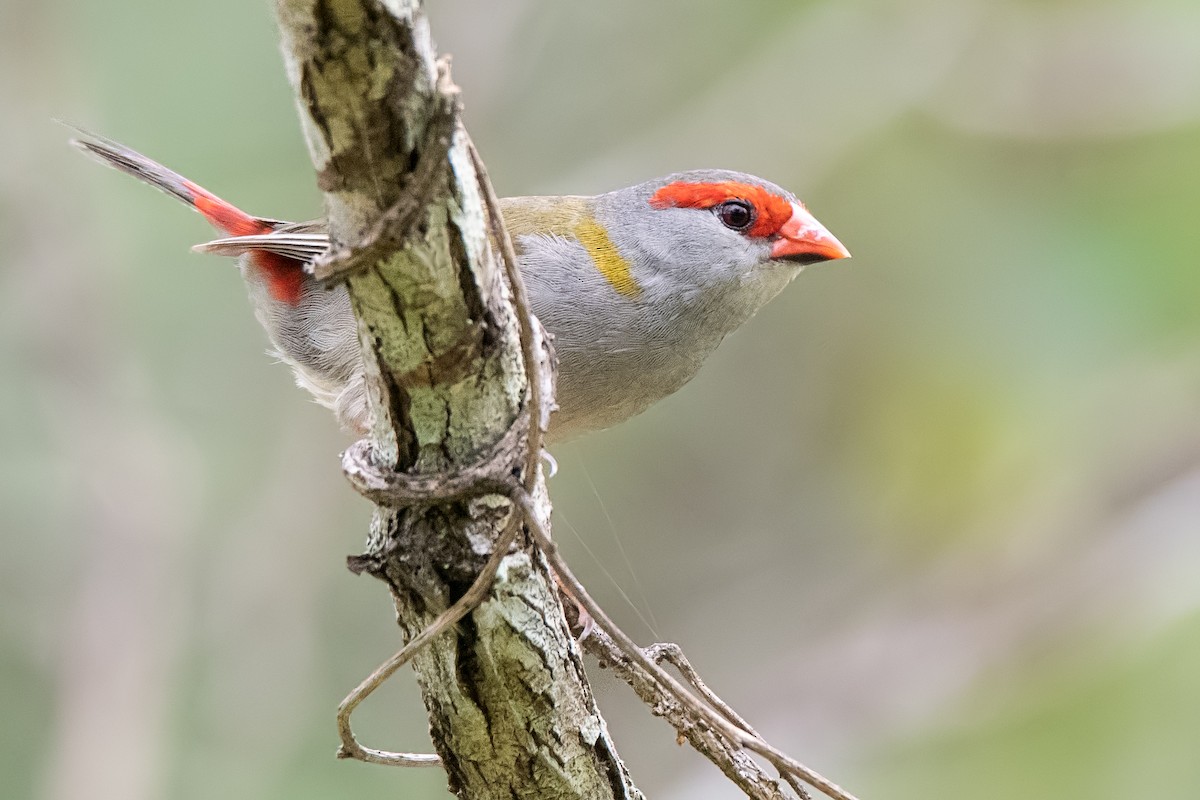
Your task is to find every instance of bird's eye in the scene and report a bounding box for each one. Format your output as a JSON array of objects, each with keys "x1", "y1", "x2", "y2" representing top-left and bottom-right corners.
[{"x1": 715, "y1": 199, "x2": 755, "y2": 232}]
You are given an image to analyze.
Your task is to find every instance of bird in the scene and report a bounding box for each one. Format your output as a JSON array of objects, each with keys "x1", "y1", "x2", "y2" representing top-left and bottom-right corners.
[{"x1": 72, "y1": 130, "x2": 849, "y2": 442}]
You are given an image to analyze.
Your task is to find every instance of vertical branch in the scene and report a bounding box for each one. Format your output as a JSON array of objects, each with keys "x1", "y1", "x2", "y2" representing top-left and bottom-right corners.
[{"x1": 272, "y1": 1, "x2": 639, "y2": 797}]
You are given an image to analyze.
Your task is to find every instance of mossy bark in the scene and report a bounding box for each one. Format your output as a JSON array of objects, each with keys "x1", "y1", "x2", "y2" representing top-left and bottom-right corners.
[{"x1": 274, "y1": 1, "x2": 639, "y2": 797}]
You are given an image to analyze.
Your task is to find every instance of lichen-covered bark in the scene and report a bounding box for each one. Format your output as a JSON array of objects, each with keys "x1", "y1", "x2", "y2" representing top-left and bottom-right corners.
[{"x1": 273, "y1": 1, "x2": 637, "y2": 797}]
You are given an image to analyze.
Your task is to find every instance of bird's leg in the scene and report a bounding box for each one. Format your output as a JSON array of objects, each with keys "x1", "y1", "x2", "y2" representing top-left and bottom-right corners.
[{"x1": 554, "y1": 571, "x2": 595, "y2": 641}]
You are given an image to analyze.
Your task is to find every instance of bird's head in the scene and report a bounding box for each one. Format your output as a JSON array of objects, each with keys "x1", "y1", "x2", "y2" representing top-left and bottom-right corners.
[{"x1": 587, "y1": 169, "x2": 849, "y2": 302}]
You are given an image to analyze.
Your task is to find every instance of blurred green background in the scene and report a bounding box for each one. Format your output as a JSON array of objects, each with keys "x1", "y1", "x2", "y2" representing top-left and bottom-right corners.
[{"x1": 4, "y1": 0, "x2": 1200, "y2": 798}]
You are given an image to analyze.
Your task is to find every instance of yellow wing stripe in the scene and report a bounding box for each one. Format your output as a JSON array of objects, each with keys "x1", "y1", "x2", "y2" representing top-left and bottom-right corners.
[{"x1": 574, "y1": 218, "x2": 641, "y2": 297}]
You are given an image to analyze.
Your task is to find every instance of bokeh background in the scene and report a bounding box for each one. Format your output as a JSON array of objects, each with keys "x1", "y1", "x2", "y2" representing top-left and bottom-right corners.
[{"x1": 4, "y1": 0, "x2": 1200, "y2": 798}]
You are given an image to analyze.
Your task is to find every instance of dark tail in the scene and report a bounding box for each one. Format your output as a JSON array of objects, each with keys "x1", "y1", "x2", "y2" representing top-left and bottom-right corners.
[{"x1": 69, "y1": 126, "x2": 270, "y2": 238}]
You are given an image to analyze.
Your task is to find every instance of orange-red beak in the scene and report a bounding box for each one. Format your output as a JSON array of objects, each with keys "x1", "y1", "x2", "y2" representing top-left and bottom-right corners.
[{"x1": 770, "y1": 203, "x2": 850, "y2": 265}]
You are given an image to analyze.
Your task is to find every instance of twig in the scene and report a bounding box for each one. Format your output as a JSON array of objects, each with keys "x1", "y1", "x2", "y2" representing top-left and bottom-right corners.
[
  {"x1": 336, "y1": 510, "x2": 522, "y2": 766},
  {"x1": 590, "y1": 629, "x2": 800, "y2": 800},
  {"x1": 466, "y1": 137, "x2": 552, "y2": 484},
  {"x1": 341, "y1": 445, "x2": 859, "y2": 800},
  {"x1": 640, "y1": 643, "x2": 812, "y2": 800},
  {"x1": 520, "y1": 496, "x2": 861, "y2": 800},
  {"x1": 332, "y1": 471, "x2": 535, "y2": 767}
]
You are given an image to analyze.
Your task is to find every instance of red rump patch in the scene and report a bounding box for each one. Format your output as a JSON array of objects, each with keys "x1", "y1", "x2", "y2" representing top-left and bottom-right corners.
[
  {"x1": 184, "y1": 179, "x2": 306, "y2": 305},
  {"x1": 649, "y1": 181, "x2": 794, "y2": 238},
  {"x1": 251, "y1": 252, "x2": 306, "y2": 305}
]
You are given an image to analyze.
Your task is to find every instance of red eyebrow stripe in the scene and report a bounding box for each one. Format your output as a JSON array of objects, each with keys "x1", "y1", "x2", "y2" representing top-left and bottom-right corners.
[{"x1": 649, "y1": 181, "x2": 794, "y2": 238}]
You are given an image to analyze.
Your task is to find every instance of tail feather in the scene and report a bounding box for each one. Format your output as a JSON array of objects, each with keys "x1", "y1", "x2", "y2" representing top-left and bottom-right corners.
[
  {"x1": 69, "y1": 126, "x2": 270, "y2": 238},
  {"x1": 69, "y1": 125, "x2": 308, "y2": 305},
  {"x1": 193, "y1": 231, "x2": 330, "y2": 261}
]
